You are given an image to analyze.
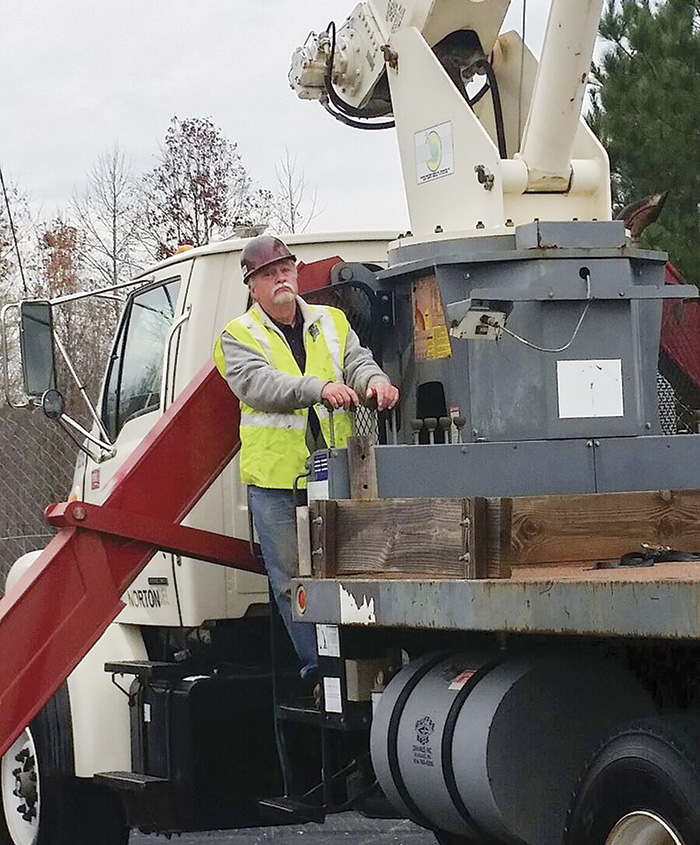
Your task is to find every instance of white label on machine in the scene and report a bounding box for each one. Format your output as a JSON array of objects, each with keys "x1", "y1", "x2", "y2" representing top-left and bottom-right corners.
[
  {"x1": 557, "y1": 359, "x2": 624, "y2": 419},
  {"x1": 316, "y1": 624, "x2": 341, "y2": 657},
  {"x1": 415, "y1": 121, "x2": 454, "y2": 184},
  {"x1": 323, "y1": 677, "x2": 343, "y2": 714}
]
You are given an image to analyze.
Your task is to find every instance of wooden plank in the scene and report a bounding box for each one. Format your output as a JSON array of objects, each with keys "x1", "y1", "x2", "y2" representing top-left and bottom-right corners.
[
  {"x1": 347, "y1": 435, "x2": 378, "y2": 499},
  {"x1": 309, "y1": 500, "x2": 337, "y2": 578},
  {"x1": 331, "y1": 497, "x2": 468, "y2": 577},
  {"x1": 508, "y1": 488, "x2": 700, "y2": 567}
]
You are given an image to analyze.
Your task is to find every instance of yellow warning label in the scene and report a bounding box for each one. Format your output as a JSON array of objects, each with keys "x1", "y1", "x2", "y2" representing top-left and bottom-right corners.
[{"x1": 412, "y1": 276, "x2": 452, "y2": 361}]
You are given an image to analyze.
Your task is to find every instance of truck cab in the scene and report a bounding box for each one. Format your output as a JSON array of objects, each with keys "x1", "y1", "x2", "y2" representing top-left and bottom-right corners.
[{"x1": 1, "y1": 231, "x2": 396, "y2": 844}]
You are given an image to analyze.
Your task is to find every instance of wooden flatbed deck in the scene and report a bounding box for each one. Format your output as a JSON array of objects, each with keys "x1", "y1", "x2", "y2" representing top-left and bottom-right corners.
[{"x1": 297, "y1": 484, "x2": 700, "y2": 639}]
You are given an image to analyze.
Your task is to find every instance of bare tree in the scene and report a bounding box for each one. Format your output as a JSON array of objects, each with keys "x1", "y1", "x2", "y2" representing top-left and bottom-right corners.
[
  {"x1": 0, "y1": 176, "x2": 32, "y2": 299},
  {"x1": 142, "y1": 116, "x2": 272, "y2": 258},
  {"x1": 71, "y1": 144, "x2": 146, "y2": 286},
  {"x1": 269, "y1": 148, "x2": 320, "y2": 234}
]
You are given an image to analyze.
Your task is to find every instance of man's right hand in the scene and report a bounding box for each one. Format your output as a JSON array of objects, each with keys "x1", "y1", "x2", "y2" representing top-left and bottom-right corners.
[{"x1": 321, "y1": 382, "x2": 359, "y2": 410}]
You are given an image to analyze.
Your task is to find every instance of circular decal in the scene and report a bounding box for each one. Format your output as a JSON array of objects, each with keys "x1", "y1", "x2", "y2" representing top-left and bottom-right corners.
[{"x1": 426, "y1": 130, "x2": 442, "y2": 173}]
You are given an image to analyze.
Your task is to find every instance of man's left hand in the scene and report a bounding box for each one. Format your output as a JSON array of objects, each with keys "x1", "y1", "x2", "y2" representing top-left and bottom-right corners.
[{"x1": 366, "y1": 382, "x2": 400, "y2": 411}]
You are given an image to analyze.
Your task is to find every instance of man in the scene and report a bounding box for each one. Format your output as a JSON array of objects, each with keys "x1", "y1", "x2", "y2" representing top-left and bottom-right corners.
[{"x1": 214, "y1": 235, "x2": 399, "y2": 682}]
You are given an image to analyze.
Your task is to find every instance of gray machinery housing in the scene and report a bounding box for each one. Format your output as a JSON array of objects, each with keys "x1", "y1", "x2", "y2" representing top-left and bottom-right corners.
[{"x1": 318, "y1": 221, "x2": 699, "y2": 499}]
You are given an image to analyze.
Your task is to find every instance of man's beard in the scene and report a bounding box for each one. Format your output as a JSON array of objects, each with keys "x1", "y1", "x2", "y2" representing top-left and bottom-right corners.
[{"x1": 272, "y1": 287, "x2": 296, "y2": 304}]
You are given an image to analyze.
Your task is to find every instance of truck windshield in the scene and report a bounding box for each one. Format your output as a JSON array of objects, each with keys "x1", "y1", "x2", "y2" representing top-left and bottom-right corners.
[{"x1": 102, "y1": 278, "x2": 181, "y2": 439}]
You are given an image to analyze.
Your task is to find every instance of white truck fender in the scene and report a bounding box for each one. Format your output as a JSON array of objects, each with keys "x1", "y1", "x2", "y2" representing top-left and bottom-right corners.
[
  {"x1": 67, "y1": 622, "x2": 147, "y2": 777},
  {"x1": 6, "y1": 552, "x2": 148, "y2": 777},
  {"x1": 5, "y1": 550, "x2": 42, "y2": 592}
]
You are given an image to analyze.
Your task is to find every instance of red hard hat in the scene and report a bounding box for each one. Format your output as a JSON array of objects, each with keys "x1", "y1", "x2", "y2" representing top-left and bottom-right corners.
[{"x1": 240, "y1": 235, "x2": 296, "y2": 284}]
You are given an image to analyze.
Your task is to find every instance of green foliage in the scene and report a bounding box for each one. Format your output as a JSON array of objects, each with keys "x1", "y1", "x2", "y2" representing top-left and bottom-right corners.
[{"x1": 590, "y1": 0, "x2": 700, "y2": 282}]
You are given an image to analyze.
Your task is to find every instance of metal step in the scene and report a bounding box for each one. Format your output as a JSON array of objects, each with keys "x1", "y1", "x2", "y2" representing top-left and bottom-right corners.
[
  {"x1": 94, "y1": 771, "x2": 170, "y2": 794},
  {"x1": 104, "y1": 660, "x2": 189, "y2": 682},
  {"x1": 257, "y1": 796, "x2": 326, "y2": 824}
]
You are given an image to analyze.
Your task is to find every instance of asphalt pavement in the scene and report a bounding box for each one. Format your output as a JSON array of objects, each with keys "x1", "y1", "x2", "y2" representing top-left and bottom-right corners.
[{"x1": 130, "y1": 814, "x2": 438, "y2": 844}]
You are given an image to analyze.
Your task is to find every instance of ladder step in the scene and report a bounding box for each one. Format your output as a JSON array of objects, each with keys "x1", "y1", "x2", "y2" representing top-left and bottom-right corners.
[
  {"x1": 104, "y1": 660, "x2": 187, "y2": 682},
  {"x1": 94, "y1": 771, "x2": 170, "y2": 793},
  {"x1": 257, "y1": 796, "x2": 326, "y2": 824}
]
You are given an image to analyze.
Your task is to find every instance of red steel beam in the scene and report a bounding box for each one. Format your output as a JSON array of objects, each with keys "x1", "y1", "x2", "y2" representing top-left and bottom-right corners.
[
  {"x1": 45, "y1": 501, "x2": 264, "y2": 573},
  {"x1": 0, "y1": 362, "x2": 250, "y2": 757}
]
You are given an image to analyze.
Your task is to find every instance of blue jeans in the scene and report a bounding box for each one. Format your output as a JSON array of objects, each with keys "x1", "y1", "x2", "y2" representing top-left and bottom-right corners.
[{"x1": 248, "y1": 486, "x2": 318, "y2": 679}]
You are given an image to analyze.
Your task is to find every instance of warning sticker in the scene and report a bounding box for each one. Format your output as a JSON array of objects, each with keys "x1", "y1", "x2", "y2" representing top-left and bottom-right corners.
[
  {"x1": 323, "y1": 677, "x2": 343, "y2": 714},
  {"x1": 316, "y1": 624, "x2": 340, "y2": 657},
  {"x1": 415, "y1": 121, "x2": 454, "y2": 184},
  {"x1": 448, "y1": 669, "x2": 475, "y2": 691},
  {"x1": 412, "y1": 276, "x2": 452, "y2": 361}
]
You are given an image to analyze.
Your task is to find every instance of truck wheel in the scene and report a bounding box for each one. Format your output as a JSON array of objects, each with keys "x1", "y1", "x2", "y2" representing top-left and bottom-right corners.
[
  {"x1": 566, "y1": 717, "x2": 700, "y2": 845},
  {"x1": 0, "y1": 688, "x2": 128, "y2": 845}
]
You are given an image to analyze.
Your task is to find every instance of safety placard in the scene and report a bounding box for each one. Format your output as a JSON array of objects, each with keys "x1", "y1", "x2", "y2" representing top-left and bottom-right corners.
[
  {"x1": 323, "y1": 677, "x2": 343, "y2": 714},
  {"x1": 415, "y1": 121, "x2": 454, "y2": 184},
  {"x1": 412, "y1": 276, "x2": 452, "y2": 361},
  {"x1": 316, "y1": 624, "x2": 340, "y2": 657}
]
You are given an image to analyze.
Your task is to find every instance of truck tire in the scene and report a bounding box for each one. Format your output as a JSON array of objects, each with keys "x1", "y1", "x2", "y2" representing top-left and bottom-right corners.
[
  {"x1": 565, "y1": 716, "x2": 700, "y2": 845},
  {"x1": 0, "y1": 686, "x2": 129, "y2": 845}
]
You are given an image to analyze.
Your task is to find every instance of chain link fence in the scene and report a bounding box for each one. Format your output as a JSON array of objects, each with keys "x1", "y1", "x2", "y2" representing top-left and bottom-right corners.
[{"x1": 0, "y1": 407, "x2": 77, "y2": 589}]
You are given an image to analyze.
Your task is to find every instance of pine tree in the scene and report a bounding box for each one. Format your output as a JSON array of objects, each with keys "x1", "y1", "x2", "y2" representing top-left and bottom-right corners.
[{"x1": 590, "y1": 0, "x2": 700, "y2": 282}]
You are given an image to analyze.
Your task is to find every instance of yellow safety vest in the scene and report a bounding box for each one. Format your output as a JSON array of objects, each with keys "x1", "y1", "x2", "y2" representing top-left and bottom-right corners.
[{"x1": 214, "y1": 304, "x2": 353, "y2": 489}]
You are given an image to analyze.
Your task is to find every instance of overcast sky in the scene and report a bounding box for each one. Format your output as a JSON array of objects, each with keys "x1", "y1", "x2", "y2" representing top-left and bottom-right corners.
[{"x1": 1, "y1": 1, "x2": 553, "y2": 234}]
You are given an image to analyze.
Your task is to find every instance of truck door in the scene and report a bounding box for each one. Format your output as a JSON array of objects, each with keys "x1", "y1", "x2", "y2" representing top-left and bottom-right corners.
[{"x1": 91, "y1": 271, "x2": 188, "y2": 625}]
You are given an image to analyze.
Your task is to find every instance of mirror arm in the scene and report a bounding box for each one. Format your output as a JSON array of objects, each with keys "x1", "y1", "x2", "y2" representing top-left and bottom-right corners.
[
  {"x1": 49, "y1": 275, "x2": 154, "y2": 306},
  {"x1": 161, "y1": 305, "x2": 191, "y2": 411},
  {"x1": 0, "y1": 304, "x2": 29, "y2": 409},
  {"x1": 58, "y1": 413, "x2": 115, "y2": 457},
  {"x1": 53, "y1": 333, "x2": 113, "y2": 446}
]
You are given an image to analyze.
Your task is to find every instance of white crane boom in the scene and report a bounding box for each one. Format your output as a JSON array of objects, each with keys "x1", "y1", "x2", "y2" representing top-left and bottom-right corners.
[{"x1": 290, "y1": 0, "x2": 610, "y2": 239}]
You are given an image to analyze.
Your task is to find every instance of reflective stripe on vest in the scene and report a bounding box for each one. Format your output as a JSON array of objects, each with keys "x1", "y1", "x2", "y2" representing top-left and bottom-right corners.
[{"x1": 217, "y1": 304, "x2": 353, "y2": 488}]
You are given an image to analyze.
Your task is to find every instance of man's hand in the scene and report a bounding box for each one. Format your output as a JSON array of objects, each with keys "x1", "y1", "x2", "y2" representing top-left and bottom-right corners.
[
  {"x1": 321, "y1": 382, "x2": 359, "y2": 410},
  {"x1": 366, "y1": 381, "x2": 400, "y2": 411}
]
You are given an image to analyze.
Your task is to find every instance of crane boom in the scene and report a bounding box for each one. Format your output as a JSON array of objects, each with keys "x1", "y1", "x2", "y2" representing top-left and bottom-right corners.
[{"x1": 290, "y1": 0, "x2": 610, "y2": 236}]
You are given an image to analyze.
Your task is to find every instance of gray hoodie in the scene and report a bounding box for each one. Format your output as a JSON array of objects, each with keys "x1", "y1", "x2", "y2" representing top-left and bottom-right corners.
[{"x1": 219, "y1": 297, "x2": 389, "y2": 414}]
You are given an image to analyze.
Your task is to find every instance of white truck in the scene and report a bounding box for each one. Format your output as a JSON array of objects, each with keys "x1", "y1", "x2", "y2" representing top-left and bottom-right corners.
[
  {"x1": 2, "y1": 2, "x2": 699, "y2": 845},
  {"x1": 0, "y1": 231, "x2": 395, "y2": 844}
]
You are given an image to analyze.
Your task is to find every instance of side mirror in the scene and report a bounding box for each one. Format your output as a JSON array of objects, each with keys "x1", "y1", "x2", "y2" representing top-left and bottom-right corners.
[
  {"x1": 19, "y1": 300, "x2": 56, "y2": 398},
  {"x1": 41, "y1": 388, "x2": 64, "y2": 421}
]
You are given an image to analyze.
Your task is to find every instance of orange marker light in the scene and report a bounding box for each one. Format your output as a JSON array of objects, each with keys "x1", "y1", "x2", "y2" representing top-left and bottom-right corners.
[{"x1": 295, "y1": 584, "x2": 307, "y2": 615}]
